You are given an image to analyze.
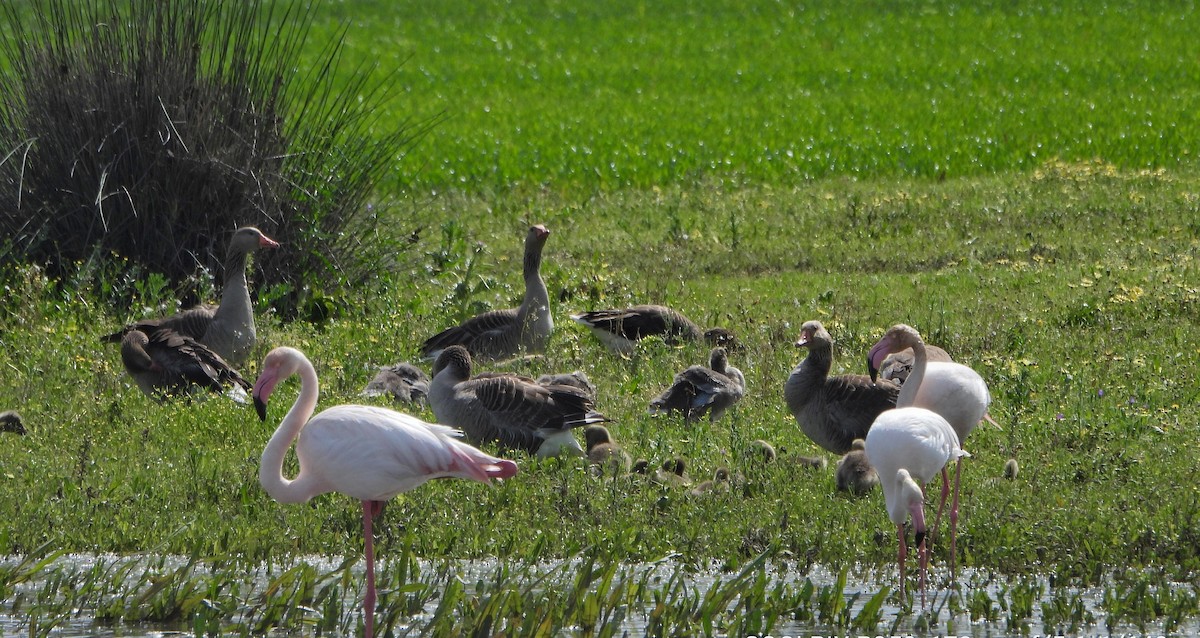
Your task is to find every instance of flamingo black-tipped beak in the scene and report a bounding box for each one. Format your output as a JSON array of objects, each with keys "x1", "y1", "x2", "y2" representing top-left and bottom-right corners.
[
  {"x1": 254, "y1": 396, "x2": 268, "y2": 421},
  {"x1": 867, "y1": 354, "x2": 880, "y2": 382},
  {"x1": 915, "y1": 529, "x2": 927, "y2": 549}
]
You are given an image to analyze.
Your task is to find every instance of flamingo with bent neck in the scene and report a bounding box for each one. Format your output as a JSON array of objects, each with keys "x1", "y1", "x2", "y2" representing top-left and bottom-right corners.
[
  {"x1": 867, "y1": 323, "x2": 991, "y2": 576},
  {"x1": 253, "y1": 346, "x2": 518, "y2": 636},
  {"x1": 865, "y1": 405, "x2": 968, "y2": 606}
]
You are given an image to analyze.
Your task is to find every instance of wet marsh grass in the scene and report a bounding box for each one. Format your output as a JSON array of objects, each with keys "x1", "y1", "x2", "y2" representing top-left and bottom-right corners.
[
  {"x1": 2, "y1": 0, "x2": 1200, "y2": 634},
  {"x1": 3, "y1": 163, "x2": 1200, "y2": 634}
]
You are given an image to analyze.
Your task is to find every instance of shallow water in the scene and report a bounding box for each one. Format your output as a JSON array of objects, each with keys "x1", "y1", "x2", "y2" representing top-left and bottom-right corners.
[{"x1": 0, "y1": 553, "x2": 1189, "y2": 637}]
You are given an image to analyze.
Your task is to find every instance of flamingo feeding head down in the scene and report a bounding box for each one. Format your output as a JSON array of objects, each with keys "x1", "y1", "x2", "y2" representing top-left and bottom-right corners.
[
  {"x1": 253, "y1": 346, "x2": 517, "y2": 636},
  {"x1": 866, "y1": 407, "x2": 968, "y2": 607}
]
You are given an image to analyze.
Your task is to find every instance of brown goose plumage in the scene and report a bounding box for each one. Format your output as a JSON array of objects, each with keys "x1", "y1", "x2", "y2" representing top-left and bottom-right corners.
[
  {"x1": 427, "y1": 345, "x2": 608, "y2": 457},
  {"x1": 570, "y1": 304, "x2": 738, "y2": 354},
  {"x1": 361, "y1": 362, "x2": 431, "y2": 405},
  {"x1": 119, "y1": 327, "x2": 251, "y2": 400},
  {"x1": 421, "y1": 225, "x2": 553, "y2": 362},
  {"x1": 878, "y1": 344, "x2": 953, "y2": 385},
  {"x1": 784, "y1": 320, "x2": 899, "y2": 455},
  {"x1": 102, "y1": 227, "x2": 279, "y2": 367},
  {"x1": 835, "y1": 438, "x2": 879, "y2": 495},
  {"x1": 649, "y1": 347, "x2": 745, "y2": 423}
]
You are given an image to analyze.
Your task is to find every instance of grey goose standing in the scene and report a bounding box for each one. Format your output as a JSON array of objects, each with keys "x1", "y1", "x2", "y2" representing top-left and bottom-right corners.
[
  {"x1": 784, "y1": 320, "x2": 899, "y2": 455},
  {"x1": 102, "y1": 226, "x2": 279, "y2": 367},
  {"x1": 422, "y1": 225, "x2": 553, "y2": 362},
  {"x1": 570, "y1": 304, "x2": 738, "y2": 354},
  {"x1": 427, "y1": 345, "x2": 608, "y2": 457}
]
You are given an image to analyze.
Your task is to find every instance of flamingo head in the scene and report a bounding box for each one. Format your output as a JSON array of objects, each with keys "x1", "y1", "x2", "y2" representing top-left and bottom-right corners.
[{"x1": 252, "y1": 347, "x2": 303, "y2": 420}]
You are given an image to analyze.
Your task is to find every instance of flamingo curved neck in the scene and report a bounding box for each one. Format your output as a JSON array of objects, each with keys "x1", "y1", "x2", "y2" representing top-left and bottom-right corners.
[
  {"x1": 259, "y1": 358, "x2": 321, "y2": 504},
  {"x1": 896, "y1": 340, "x2": 927, "y2": 408}
]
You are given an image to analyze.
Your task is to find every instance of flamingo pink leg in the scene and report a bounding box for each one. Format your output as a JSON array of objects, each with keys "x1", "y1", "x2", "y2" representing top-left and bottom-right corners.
[
  {"x1": 362, "y1": 500, "x2": 382, "y2": 637},
  {"x1": 896, "y1": 523, "x2": 907, "y2": 606},
  {"x1": 930, "y1": 466, "x2": 950, "y2": 544},
  {"x1": 949, "y1": 458, "x2": 963, "y2": 577},
  {"x1": 918, "y1": 530, "x2": 929, "y2": 608}
]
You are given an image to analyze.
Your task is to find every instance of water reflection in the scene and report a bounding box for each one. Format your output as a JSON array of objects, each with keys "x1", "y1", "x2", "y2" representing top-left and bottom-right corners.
[{"x1": 0, "y1": 553, "x2": 1187, "y2": 637}]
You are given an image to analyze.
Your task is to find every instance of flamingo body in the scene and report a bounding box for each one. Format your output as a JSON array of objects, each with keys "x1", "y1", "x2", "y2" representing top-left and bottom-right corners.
[
  {"x1": 867, "y1": 325, "x2": 990, "y2": 444},
  {"x1": 866, "y1": 406, "x2": 967, "y2": 605},
  {"x1": 254, "y1": 346, "x2": 517, "y2": 636}
]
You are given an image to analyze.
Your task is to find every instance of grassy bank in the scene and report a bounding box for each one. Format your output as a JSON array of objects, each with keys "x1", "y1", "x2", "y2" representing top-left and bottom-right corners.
[
  {"x1": 2, "y1": 0, "x2": 1200, "y2": 634},
  {"x1": 3, "y1": 162, "x2": 1199, "y2": 570}
]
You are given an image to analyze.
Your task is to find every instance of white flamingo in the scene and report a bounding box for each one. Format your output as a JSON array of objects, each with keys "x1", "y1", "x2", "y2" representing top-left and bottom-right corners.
[
  {"x1": 253, "y1": 346, "x2": 518, "y2": 636},
  {"x1": 867, "y1": 323, "x2": 992, "y2": 575},
  {"x1": 866, "y1": 407, "x2": 968, "y2": 606}
]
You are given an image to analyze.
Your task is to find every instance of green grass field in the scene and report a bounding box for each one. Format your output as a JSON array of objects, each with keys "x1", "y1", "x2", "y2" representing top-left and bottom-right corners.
[{"x1": 2, "y1": 0, "x2": 1200, "y2": 634}]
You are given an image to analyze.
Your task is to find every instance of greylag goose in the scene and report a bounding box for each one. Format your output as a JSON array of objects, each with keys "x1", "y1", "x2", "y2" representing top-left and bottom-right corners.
[
  {"x1": 0, "y1": 411, "x2": 25, "y2": 435},
  {"x1": 428, "y1": 345, "x2": 608, "y2": 457},
  {"x1": 570, "y1": 304, "x2": 738, "y2": 354},
  {"x1": 361, "y1": 362, "x2": 431, "y2": 405},
  {"x1": 689, "y1": 467, "x2": 732, "y2": 496},
  {"x1": 653, "y1": 457, "x2": 691, "y2": 487},
  {"x1": 878, "y1": 343, "x2": 953, "y2": 385},
  {"x1": 867, "y1": 323, "x2": 991, "y2": 579},
  {"x1": 421, "y1": 225, "x2": 553, "y2": 362},
  {"x1": 648, "y1": 347, "x2": 745, "y2": 423},
  {"x1": 865, "y1": 404, "x2": 967, "y2": 607},
  {"x1": 835, "y1": 438, "x2": 878, "y2": 495},
  {"x1": 251, "y1": 346, "x2": 517, "y2": 637},
  {"x1": 120, "y1": 327, "x2": 251, "y2": 399},
  {"x1": 535, "y1": 370, "x2": 597, "y2": 401},
  {"x1": 784, "y1": 320, "x2": 899, "y2": 455},
  {"x1": 102, "y1": 227, "x2": 279, "y2": 367},
  {"x1": 584, "y1": 424, "x2": 631, "y2": 475}
]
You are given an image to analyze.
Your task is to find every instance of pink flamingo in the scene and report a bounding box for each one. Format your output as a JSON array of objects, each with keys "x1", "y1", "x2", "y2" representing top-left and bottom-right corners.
[
  {"x1": 867, "y1": 324, "x2": 991, "y2": 574},
  {"x1": 253, "y1": 346, "x2": 518, "y2": 636},
  {"x1": 865, "y1": 406, "x2": 968, "y2": 606}
]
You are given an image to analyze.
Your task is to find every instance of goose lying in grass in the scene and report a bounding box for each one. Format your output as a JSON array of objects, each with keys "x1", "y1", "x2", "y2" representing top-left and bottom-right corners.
[
  {"x1": 428, "y1": 345, "x2": 608, "y2": 457},
  {"x1": 571, "y1": 304, "x2": 738, "y2": 354},
  {"x1": 102, "y1": 226, "x2": 279, "y2": 367},
  {"x1": 120, "y1": 327, "x2": 250, "y2": 400}
]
